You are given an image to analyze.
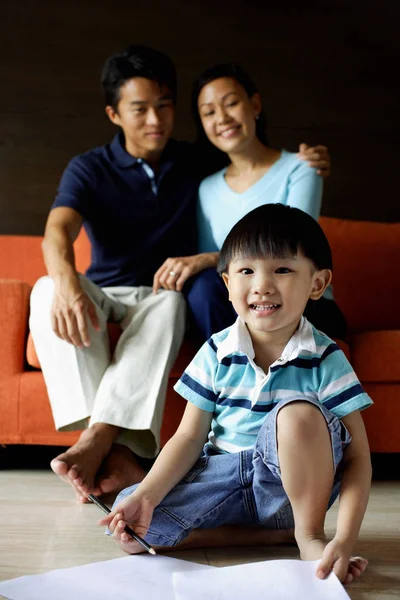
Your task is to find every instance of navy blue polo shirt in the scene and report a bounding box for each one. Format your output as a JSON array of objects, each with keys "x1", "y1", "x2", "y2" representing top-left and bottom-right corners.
[{"x1": 52, "y1": 133, "x2": 199, "y2": 287}]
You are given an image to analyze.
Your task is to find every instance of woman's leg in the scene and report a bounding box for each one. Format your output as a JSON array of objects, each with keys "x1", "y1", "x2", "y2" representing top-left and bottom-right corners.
[
  {"x1": 304, "y1": 297, "x2": 347, "y2": 340},
  {"x1": 184, "y1": 268, "x2": 237, "y2": 341}
]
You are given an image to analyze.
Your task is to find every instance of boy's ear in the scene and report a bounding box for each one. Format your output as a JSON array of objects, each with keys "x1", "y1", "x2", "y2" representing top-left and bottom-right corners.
[
  {"x1": 309, "y1": 269, "x2": 332, "y2": 300},
  {"x1": 221, "y1": 273, "x2": 232, "y2": 300}
]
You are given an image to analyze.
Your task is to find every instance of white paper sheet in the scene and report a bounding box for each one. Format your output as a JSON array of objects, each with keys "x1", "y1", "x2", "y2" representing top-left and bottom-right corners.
[
  {"x1": 173, "y1": 559, "x2": 350, "y2": 600},
  {"x1": 0, "y1": 554, "x2": 212, "y2": 600}
]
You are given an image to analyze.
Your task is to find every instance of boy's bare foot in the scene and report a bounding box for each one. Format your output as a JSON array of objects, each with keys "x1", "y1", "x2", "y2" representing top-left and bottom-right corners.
[
  {"x1": 50, "y1": 423, "x2": 119, "y2": 501},
  {"x1": 297, "y1": 534, "x2": 368, "y2": 584},
  {"x1": 94, "y1": 443, "x2": 146, "y2": 497}
]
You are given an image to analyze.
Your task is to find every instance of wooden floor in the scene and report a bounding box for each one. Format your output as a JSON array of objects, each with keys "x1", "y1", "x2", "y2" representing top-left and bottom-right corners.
[{"x1": 0, "y1": 471, "x2": 399, "y2": 599}]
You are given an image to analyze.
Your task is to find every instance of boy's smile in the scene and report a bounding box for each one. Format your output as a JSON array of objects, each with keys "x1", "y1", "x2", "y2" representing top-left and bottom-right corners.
[{"x1": 222, "y1": 253, "x2": 331, "y2": 342}]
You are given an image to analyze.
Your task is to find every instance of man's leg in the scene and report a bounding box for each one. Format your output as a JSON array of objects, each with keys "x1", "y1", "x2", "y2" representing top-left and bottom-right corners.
[
  {"x1": 184, "y1": 268, "x2": 237, "y2": 342},
  {"x1": 87, "y1": 288, "x2": 186, "y2": 497},
  {"x1": 29, "y1": 275, "x2": 126, "y2": 500}
]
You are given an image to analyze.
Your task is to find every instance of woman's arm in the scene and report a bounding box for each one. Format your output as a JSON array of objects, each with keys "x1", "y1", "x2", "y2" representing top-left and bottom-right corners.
[
  {"x1": 286, "y1": 160, "x2": 324, "y2": 221},
  {"x1": 152, "y1": 252, "x2": 219, "y2": 293}
]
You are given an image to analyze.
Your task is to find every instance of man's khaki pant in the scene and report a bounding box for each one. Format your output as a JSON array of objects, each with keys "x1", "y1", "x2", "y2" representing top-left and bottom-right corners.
[{"x1": 29, "y1": 275, "x2": 186, "y2": 458}]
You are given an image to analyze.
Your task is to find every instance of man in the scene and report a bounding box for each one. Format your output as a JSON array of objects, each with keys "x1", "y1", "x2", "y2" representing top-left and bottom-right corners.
[{"x1": 30, "y1": 45, "x2": 330, "y2": 503}]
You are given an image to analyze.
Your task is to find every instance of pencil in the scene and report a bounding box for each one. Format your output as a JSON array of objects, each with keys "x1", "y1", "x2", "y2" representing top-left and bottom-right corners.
[{"x1": 87, "y1": 493, "x2": 156, "y2": 555}]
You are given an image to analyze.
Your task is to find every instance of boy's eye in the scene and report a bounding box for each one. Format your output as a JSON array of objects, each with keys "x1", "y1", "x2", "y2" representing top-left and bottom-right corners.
[
  {"x1": 239, "y1": 268, "x2": 254, "y2": 275},
  {"x1": 275, "y1": 267, "x2": 292, "y2": 274}
]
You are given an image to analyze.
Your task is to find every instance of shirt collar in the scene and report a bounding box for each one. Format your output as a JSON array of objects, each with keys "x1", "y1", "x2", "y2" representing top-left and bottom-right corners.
[
  {"x1": 216, "y1": 316, "x2": 318, "y2": 364},
  {"x1": 110, "y1": 131, "x2": 178, "y2": 171}
]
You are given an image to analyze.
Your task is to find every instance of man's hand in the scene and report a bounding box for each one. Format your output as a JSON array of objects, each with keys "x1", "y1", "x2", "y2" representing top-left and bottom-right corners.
[
  {"x1": 316, "y1": 538, "x2": 368, "y2": 584},
  {"x1": 98, "y1": 493, "x2": 155, "y2": 554},
  {"x1": 51, "y1": 276, "x2": 100, "y2": 348},
  {"x1": 153, "y1": 253, "x2": 218, "y2": 294},
  {"x1": 297, "y1": 143, "x2": 331, "y2": 177}
]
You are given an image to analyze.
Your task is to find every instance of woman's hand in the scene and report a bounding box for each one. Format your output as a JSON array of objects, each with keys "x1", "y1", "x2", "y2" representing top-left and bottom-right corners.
[
  {"x1": 298, "y1": 143, "x2": 331, "y2": 177},
  {"x1": 98, "y1": 493, "x2": 155, "y2": 554},
  {"x1": 153, "y1": 253, "x2": 219, "y2": 293}
]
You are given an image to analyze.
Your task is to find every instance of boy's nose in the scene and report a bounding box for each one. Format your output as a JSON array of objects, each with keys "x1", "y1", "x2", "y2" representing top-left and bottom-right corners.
[{"x1": 252, "y1": 276, "x2": 275, "y2": 296}]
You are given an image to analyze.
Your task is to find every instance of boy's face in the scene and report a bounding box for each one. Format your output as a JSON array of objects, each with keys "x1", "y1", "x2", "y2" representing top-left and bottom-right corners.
[
  {"x1": 222, "y1": 252, "x2": 331, "y2": 340},
  {"x1": 105, "y1": 77, "x2": 175, "y2": 162}
]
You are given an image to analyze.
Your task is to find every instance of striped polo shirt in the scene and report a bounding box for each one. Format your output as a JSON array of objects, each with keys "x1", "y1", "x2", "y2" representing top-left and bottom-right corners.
[{"x1": 174, "y1": 317, "x2": 373, "y2": 453}]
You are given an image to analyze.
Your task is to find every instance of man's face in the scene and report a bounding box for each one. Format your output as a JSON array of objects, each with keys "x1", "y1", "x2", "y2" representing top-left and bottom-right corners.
[{"x1": 106, "y1": 77, "x2": 175, "y2": 162}]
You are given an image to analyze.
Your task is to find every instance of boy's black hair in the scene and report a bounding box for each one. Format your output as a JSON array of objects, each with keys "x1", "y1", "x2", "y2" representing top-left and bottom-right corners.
[
  {"x1": 217, "y1": 204, "x2": 332, "y2": 274},
  {"x1": 101, "y1": 44, "x2": 177, "y2": 110},
  {"x1": 191, "y1": 63, "x2": 268, "y2": 176}
]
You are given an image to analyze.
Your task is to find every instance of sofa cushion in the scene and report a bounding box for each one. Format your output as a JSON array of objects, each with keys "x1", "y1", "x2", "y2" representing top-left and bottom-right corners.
[
  {"x1": 349, "y1": 330, "x2": 400, "y2": 383},
  {"x1": 319, "y1": 217, "x2": 400, "y2": 333}
]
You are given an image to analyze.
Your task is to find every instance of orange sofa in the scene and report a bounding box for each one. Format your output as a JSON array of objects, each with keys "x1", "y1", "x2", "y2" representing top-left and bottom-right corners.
[{"x1": 0, "y1": 217, "x2": 399, "y2": 452}]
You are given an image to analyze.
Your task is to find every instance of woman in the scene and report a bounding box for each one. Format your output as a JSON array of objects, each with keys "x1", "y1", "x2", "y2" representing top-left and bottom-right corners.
[{"x1": 153, "y1": 63, "x2": 346, "y2": 340}]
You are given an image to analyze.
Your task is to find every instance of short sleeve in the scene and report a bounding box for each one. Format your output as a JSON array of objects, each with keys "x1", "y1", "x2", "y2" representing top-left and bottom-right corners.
[
  {"x1": 318, "y1": 344, "x2": 373, "y2": 418},
  {"x1": 52, "y1": 156, "x2": 92, "y2": 219},
  {"x1": 286, "y1": 160, "x2": 323, "y2": 221},
  {"x1": 173, "y1": 339, "x2": 220, "y2": 412}
]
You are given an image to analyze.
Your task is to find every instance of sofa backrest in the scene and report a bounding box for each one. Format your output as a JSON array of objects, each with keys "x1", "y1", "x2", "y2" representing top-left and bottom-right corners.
[
  {"x1": 0, "y1": 232, "x2": 91, "y2": 286},
  {"x1": 319, "y1": 217, "x2": 400, "y2": 333},
  {"x1": 1, "y1": 217, "x2": 399, "y2": 333}
]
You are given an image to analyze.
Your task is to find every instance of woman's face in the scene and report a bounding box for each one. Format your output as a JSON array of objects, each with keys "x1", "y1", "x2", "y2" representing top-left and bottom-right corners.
[{"x1": 197, "y1": 77, "x2": 261, "y2": 154}]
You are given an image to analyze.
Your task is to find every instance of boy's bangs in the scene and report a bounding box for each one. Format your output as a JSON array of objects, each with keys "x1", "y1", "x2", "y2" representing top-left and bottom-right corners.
[{"x1": 230, "y1": 227, "x2": 300, "y2": 263}]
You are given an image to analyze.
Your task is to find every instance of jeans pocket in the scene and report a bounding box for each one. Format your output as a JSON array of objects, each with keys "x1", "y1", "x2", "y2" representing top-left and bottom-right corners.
[{"x1": 181, "y1": 456, "x2": 209, "y2": 483}]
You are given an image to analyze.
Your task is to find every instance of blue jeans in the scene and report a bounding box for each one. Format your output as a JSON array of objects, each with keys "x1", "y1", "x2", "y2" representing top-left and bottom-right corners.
[{"x1": 112, "y1": 398, "x2": 351, "y2": 547}]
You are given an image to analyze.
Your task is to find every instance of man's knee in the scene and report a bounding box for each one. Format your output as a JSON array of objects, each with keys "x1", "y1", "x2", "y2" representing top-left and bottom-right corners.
[
  {"x1": 30, "y1": 276, "x2": 54, "y2": 314},
  {"x1": 276, "y1": 401, "x2": 328, "y2": 446}
]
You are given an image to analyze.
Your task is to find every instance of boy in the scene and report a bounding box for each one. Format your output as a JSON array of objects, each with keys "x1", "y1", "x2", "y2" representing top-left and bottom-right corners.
[{"x1": 100, "y1": 204, "x2": 371, "y2": 584}]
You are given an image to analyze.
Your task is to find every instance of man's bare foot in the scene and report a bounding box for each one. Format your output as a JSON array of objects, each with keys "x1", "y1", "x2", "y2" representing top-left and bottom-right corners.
[
  {"x1": 50, "y1": 423, "x2": 119, "y2": 501},
  {"x1": 94, "y1": 443, "x2": 147, "y2": 498},
  {"x1": 297, "y1": 534, "x2": 368, "y2": 584}
]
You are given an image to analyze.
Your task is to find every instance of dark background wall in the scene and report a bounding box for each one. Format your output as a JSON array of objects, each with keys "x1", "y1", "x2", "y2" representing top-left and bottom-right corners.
[{"x1": 1, "y1": 0, "x2": 399, "y2": 235}]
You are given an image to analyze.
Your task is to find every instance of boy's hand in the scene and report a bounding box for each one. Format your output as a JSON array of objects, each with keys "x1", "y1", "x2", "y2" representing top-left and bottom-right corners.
[
  {"x1": 297, "y1": 143, "x2": 331, "y2": 177},
  {"x1": 316, "y1": 538, "x2": 368, "y2": 584},
  {"x1": 98, "y1": 493, "x2": 155, "y2": 554}
]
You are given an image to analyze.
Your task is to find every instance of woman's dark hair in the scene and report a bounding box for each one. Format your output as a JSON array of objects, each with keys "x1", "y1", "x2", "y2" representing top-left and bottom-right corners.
[
  {"x1": 218, "y1": 204, "x2": 332, "y2": 275},
  {"x1": 101, "y1": 44, "x2": 177, "y2": 110},
  {"x1": 192, "y1": 63, "x2": 268, "y2": 175}
]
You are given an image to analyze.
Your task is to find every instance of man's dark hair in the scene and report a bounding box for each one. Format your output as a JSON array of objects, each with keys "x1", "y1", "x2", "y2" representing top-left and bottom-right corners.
[
  {"x1": 217, "y1": 204, "x2": 332, "y2": 275},
  {"x1": 101, "y1": 44, "x2": 177, "y2": 109}
]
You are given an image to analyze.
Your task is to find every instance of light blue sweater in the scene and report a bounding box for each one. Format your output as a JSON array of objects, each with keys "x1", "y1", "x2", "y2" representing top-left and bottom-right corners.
[{"x1": 197, "y1": 149, "x2": 333, "y2": 300}]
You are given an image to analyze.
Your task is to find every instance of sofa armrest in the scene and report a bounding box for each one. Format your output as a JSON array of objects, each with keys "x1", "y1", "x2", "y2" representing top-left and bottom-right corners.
[{"x1": 0, "y1": 279, "x2": 32, "y2": 375}]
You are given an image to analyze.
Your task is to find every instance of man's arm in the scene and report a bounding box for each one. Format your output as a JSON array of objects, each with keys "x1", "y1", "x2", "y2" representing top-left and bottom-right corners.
[
  {"x1": 317, "y1": 410, "x2": 372, "y2": 581},
  {"x1": 42, "y1": 206, "x2": 99, "y2": 347}
]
